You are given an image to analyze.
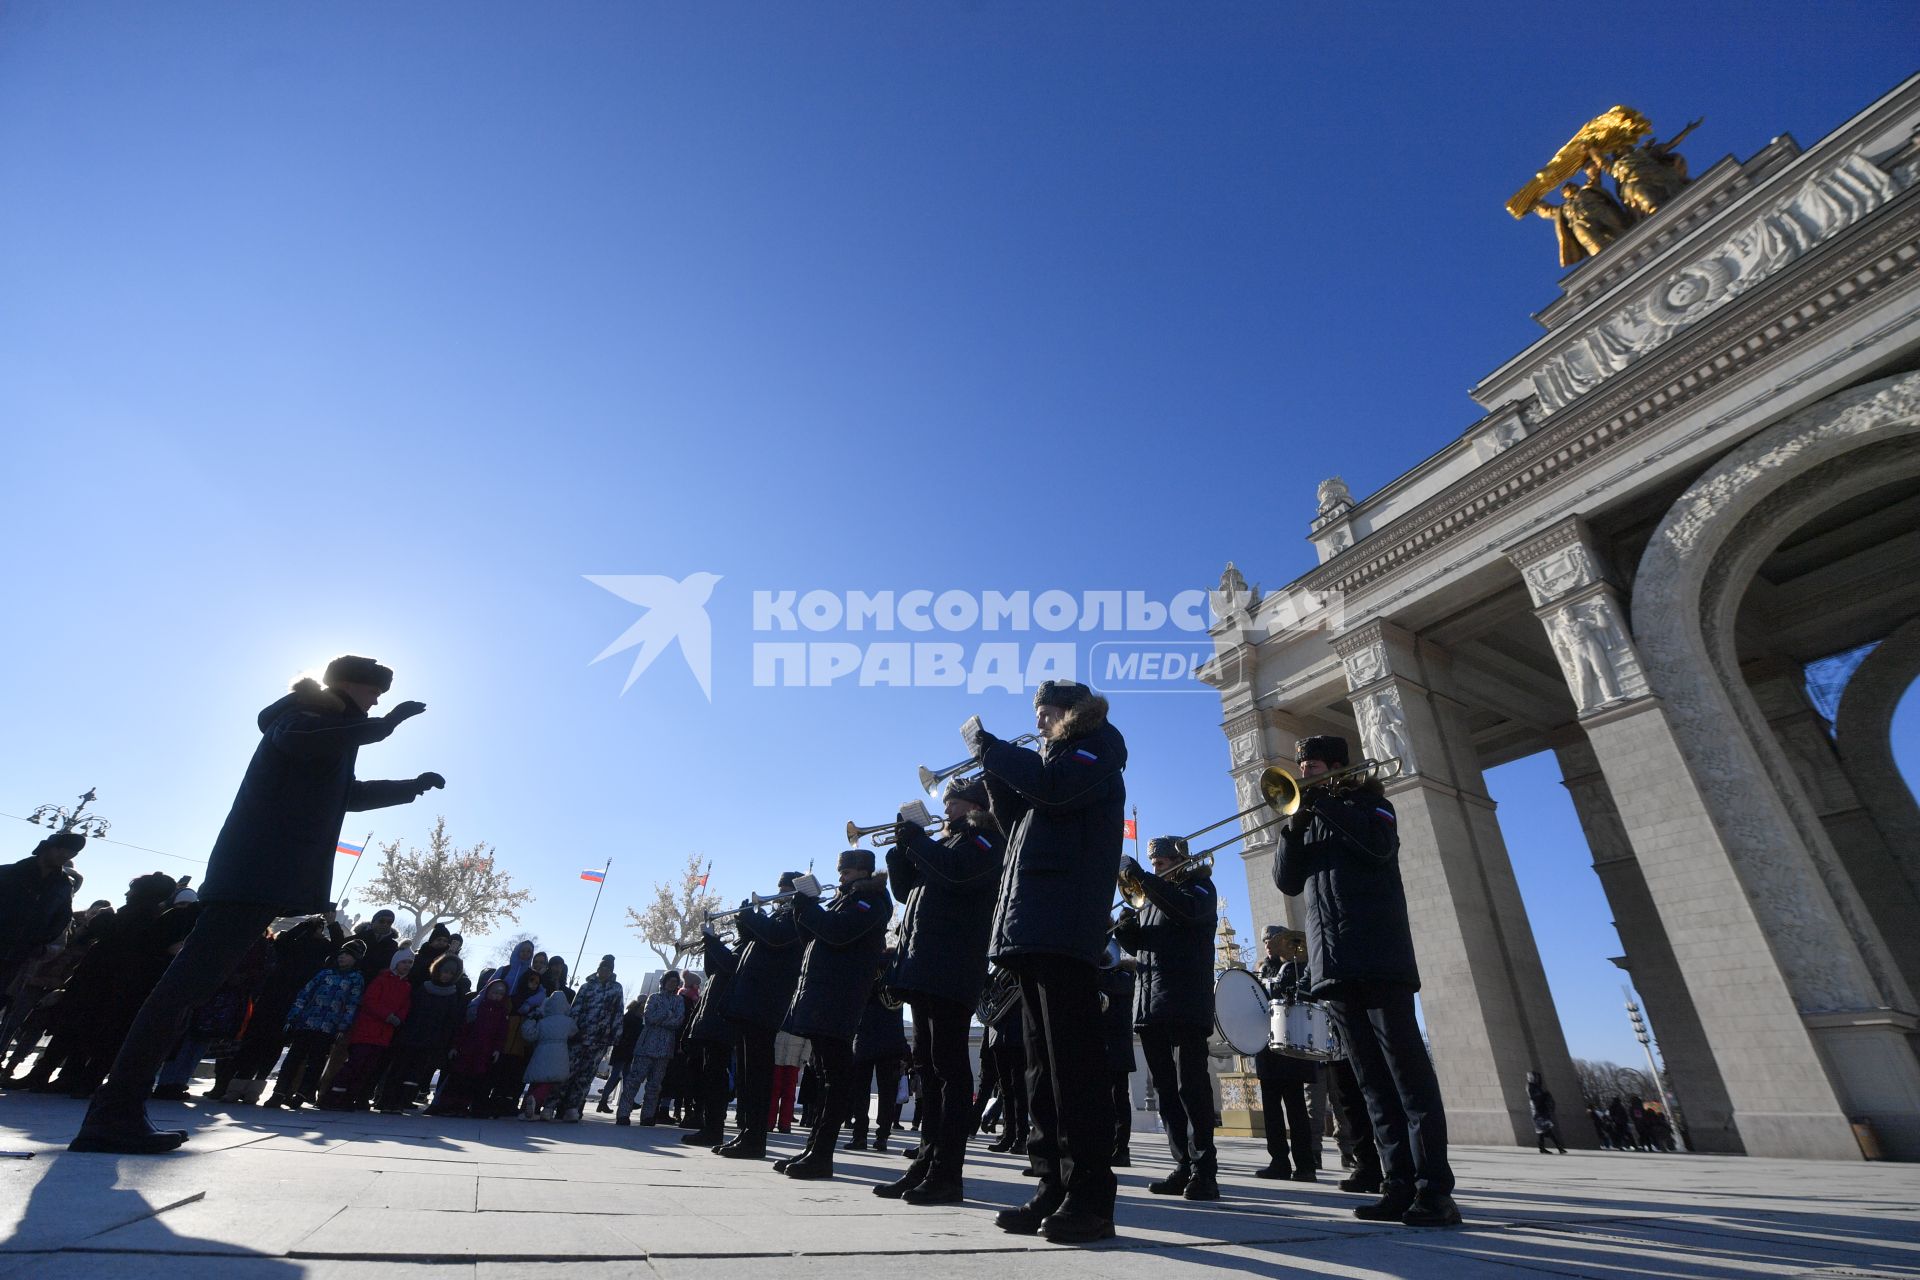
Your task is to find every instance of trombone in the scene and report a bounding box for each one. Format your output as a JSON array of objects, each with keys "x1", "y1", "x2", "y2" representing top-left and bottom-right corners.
[
  {"x1": 1183, "y1": 757, "x2": 1402, "y2": 860},
  {"x1": 847, "y1": 800, "x2": 942, "y2": 847},
  {"x1": 917, "y1": 733, "x2": 1040, "y2": 794}
]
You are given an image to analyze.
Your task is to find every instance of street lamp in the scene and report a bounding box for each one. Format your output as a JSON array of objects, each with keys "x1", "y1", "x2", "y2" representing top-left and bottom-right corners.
[
  {"x1": 1622, "y1": 985, "x2": 1683, "y2": 1149},
  {"x1": 27, "y1": 787, "x2": 111, "y2": 841}
]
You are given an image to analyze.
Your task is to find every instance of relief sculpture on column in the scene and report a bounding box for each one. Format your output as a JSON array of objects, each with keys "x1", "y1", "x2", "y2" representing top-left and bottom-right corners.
[{"x1": 1547, "y1": 597, "x2": 1649, "y2": 713}]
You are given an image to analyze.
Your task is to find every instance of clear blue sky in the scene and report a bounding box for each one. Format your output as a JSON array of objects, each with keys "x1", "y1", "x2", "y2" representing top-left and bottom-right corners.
[{"x1": 2, "y1": 3, "x2": 1913, "y2": 1074}]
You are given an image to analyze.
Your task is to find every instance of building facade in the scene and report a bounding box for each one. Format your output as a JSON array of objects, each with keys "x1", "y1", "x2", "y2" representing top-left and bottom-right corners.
[{"x1": 1204, "y1": 76, "x2": 1920, "y2": 1160}]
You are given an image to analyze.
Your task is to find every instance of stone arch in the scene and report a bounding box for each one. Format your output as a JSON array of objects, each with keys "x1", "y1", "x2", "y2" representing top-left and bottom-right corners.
[
  {"x1": 1633, "y1": 370, "x2": 1920, "y2": 1018},
  {"x1": 1834, "y1": 617, "x2": 1920, "y2": 906}
]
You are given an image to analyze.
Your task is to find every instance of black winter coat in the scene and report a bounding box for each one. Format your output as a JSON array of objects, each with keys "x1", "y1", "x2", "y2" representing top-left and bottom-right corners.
[
  {"x1": 852, "y1": 993, "x2": 908, "y2": 1063},
  {"x1": 394, "y1": 979, "x2": 464, "y2": 1054},
  {"x1": 200, "y1": 679, "x2": 423, "y2": 912},
  {"x1": 977, "y1": 697, "x2": 1127, "y2": 968},
  {"x1": 1273, "y1": 785, "x2": 1417, "y2": 996},
  {"x1": 783, "y1": 877, "x2": 893, "y2": 1043},
  {"x1": 611, "y1": 1008, "x2": 645, "y2": 1060},
  {"x1": 886, "y1": 811, "x2": 1003, "y2": 1009},
  {"x1": 1112, "y1": 866, "x2": 1216, "y2": 1031},
  {"x1": 687, "y1": 932, "x2": 739, "y2": 1043},
  {"x1": 1099, "y1": 966, "x2": 1137, "y2": 1074},
  {"x1": 725, "y1": 903, "x2": 805, "y2": 1032},
  {"x1": 0, "y1": 857, "x2": 78, "y2": 975}
]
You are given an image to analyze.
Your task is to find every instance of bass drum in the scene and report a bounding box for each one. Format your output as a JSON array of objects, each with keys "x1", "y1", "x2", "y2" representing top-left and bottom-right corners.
[{"x1": 1212, "y1": 967, "x2": 1272, "y2": 1057}]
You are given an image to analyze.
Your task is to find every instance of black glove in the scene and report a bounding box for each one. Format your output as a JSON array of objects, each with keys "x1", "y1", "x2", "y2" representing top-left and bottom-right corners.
[
  {"x1": 892, "y1": 821, "x2": 915, "y2": 847},
  {"x1": 1119, "y1": 855, "x2": 1143, "y2": 883},
  {"x1": 413, "y1": 771, "x2": 447, "y2": 795},
  {"x1": 385, "y1": 700, "x2": 427, "y2": 726}
]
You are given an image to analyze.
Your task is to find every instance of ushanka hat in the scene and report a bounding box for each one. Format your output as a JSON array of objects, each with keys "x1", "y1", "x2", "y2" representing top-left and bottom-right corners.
[
  {"x1": 1295, "y1": 734, "x2": 1350, "y2": 767},
  {"x1": 1033, "y1": 679, "x2": 1092, "y2": 711},
  {"x1": 323, "y1": 655, "x2": 394, "y2": 692}
]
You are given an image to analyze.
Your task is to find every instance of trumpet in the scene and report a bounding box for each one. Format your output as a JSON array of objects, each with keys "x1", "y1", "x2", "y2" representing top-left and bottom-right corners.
[
  {"x1": 917, "y1": 733, "x2": 1040, "y2": 795},
  {"x1": 704, "y1": 875, "x2": 825, "y2": 925},
  {"x1": 1183, "y1": 757, "x2": 1403, "y2": 860},
  {"x1": 1116, "y1": 843, "x2": 1213, "y2": 910},
  {"x1": 846, "y1": 799, "x2": 942, "y2": 847}
]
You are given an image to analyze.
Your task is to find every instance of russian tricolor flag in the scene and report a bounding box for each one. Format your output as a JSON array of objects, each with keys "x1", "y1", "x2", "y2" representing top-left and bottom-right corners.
[
  {"x1": 580, "y1": 868, "x2": 607, "y2": 883},
  {"x1": 335, "y1": 839, "x2": 364, "y2": 858}
]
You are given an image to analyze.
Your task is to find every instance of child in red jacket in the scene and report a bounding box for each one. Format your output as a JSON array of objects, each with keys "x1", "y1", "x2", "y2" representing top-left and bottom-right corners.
[{"x1": 320, "y1": 950, "x2": 414, "y2": 1110}]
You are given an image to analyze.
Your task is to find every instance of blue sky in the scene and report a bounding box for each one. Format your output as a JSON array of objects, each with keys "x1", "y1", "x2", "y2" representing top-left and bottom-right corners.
[{"x1": 1, "y1": 2, "x2": 1913, "y2": 1073}]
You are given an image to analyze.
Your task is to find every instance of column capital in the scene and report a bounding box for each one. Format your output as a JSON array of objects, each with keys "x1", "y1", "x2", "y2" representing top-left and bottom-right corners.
[
  {"x1": 1332, "y1": 618, "x2": 1421, "y2": 694},
  {"x1": 1506, "y1": 515, "x2": 1617, "y2": 607}
]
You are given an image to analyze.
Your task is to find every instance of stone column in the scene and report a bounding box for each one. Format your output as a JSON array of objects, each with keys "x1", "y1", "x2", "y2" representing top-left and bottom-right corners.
[
  {"x1": 1552, "y1": 732, "x2": 1743, "y2": 1152},
  {"x1": 1334, "y1": 619, "x2": 1589, "y2": 1147},
  {"x1": 1747, "y1": 655, "x2": 1920, "y2": 995},
  {"x1": 1511, "y1": 517, "x2": 1874, "y2": 1160}
]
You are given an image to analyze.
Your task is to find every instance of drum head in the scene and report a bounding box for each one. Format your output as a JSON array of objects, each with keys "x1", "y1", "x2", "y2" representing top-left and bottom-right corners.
[{"x1": 1212, "y1": 967, "x2": 1271, "y2": 1056}]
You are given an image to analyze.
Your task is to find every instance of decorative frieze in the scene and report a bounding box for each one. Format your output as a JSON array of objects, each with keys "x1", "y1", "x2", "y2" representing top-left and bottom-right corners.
[{"x1": 1527, "y1": 153, "x2": 1904, "y2": 415}]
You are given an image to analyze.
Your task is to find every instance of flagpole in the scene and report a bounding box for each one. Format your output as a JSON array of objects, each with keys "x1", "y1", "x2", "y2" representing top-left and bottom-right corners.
[
  {"x1": 573, "y1": 858, "x2": 612, "y2": 977},
  {"x1": 1131, "y1": 805, "x2": 1141, "y2": 860},
  {"x1": 333, "y1": 831, "x2": 373, "y2": 907}
]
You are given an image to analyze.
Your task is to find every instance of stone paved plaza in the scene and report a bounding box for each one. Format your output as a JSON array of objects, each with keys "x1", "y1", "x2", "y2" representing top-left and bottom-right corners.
[{"x1": 2, "y1": 1094, "x2": 1917, "y2": 1278}]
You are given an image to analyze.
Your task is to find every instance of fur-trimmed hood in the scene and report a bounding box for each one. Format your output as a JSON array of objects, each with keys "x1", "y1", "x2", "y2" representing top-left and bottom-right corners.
[
  {"x1": 258, "y1": 677, "x2": 350, "y2": 731},
  {"x1": 955, "y1": 808, "x2": 1005, "y2": 841},
  {"x1": 1050, "y1": 694, "x2": 1111, "y2": 744}
]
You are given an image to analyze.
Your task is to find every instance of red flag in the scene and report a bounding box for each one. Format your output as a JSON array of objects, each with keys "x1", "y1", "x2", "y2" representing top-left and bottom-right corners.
[
  {"x1": 1122, "y1": 819, "x2": 1137, "y2": 841},
  {"x1": 693, "y1": 874, "x2": 709, "y2": 887}
]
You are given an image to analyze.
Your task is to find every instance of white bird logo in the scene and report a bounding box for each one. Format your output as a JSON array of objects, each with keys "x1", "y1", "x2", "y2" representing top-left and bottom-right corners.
[{"x1": 585, "y1": 572, "x2": 723, "y2": 700}]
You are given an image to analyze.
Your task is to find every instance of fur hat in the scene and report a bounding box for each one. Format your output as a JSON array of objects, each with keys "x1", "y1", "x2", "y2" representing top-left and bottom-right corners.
[
  {"x1": 1295, "y1": 735, "x2": 1350, "y2": 767},
  {"x1": 838, "y1": 848, "x2": 876, "y2": 875},
  {"x1": 35, "y1": 832, "x2": 86, "y2": 857},
  {"x1": 1033, "y1": 679, "x2": 1093, "y2": 711},
  {"x1": 942, "y1": 775, "x2": 989, "y2": 808},
  {"x1": 778, "y1": 870, "x2": 803, "y2": 891},
  {"x1": 323, "y1": 655, "x2": 394, "y2": 692},
  {"x1": 1147, "y1": 835, "x2": 1190, "y2": 860}
]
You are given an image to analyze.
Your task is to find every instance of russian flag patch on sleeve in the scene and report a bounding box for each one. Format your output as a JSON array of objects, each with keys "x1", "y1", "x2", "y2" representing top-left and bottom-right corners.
[
  {"x1": 1375, "y1": 807, "x2": 1396, "y2": 823},
  {"x1": 1073, "y1": 748, "x2": 1099, "y2": 762}
]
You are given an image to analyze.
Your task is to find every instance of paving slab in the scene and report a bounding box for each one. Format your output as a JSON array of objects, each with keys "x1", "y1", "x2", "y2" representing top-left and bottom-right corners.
[{"x1": 4, "y1": 1091, "x2": 1919, "y2": 1278}]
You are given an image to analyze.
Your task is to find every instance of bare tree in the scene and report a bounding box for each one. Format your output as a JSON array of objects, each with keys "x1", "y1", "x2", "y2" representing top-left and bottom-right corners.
[
  {"x1": 358, "y1": 816, "x2": 534, "y2": 947},
  {"x1": 625, "y1": 852, "x2": 721, "y2": 970},
  {"x1": 1572, "y1": 1058, "x2": 1654, "y2": 1109}
]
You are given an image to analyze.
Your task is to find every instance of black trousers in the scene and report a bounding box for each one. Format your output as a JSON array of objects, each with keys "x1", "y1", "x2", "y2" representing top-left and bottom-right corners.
[
  {"x1": 732, "y1": 1021, "x2": 778, "y2": 1139},
  {"x1": 687, "y1": 1036, "x2": 734, "y2": 1134},
  {"x1": 1255, "y1": 1049, "x2": 1317, "y2": 1173},
  {"x1": 1109, "y1": 1071, "x2": 1133, "y2": 1157},
  {"x1": 272, "y1": 1029, "x2": 335, "y2": 1100},
  {"x1": 1012, "y1": 955, "x2": 1116, "y2": 1215},
  {"x1": 1328, "y1": 988, "x2": 1453, "y2": 1197},
  {"x1": 86, "y1": 901, "x2": 278, "y2": 1125},
  {"x1": 800, "y1": 1034, "x2": 859, "y2": 1160},
  {"x1": 849, "y1": 1057, "x2": 902, "y2": 1140},
  {"x1": 906, "y1": 994, "x2": 974, "y2": 1175},
  {"x1": 1139, "y1": 1023, "x2": 1216, "y2": 1169}
]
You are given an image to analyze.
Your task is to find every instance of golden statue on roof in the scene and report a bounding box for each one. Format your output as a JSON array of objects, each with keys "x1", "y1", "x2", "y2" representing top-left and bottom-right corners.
[{"x1": 1507, "y1": 107, "x2": 1703, "y2": 267}]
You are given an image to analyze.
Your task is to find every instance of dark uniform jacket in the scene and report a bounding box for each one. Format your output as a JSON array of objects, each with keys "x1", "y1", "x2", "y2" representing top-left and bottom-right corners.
[
  {"x1": 887, "y1": 810, "x2": 1004, "y2": 1009},
  {"x1": 1098, "y1": 965, "x2": 1138, "y2": 1074},
  {"x1": 783, "y1": 876, "x2": 893, "y2": 1042},
  {"x1": 725, "y1": 902, "x2": 804, "y2": 1031},
  {"x1": 0, "y1": 856, "x2": 79, "y2": 976},
  {"x1": 1272, "y1": 784, "x2": 1416, "y2": 998},
  {"x1": 852, "y1": 992, "x2": 908, "y2": 1063},
  {"x1": 686, "y1": 932, "x2": 739, "y2": 1044},
  {"x1": 201, "y1": 679, "x2": 420, "y2": 912},
  {"x1": 976, "y1": 697, "x2": 1127, "y2": 968},
  {"x1": 1112, "y1": 865, "x2": 1216, "y2": 1032}
]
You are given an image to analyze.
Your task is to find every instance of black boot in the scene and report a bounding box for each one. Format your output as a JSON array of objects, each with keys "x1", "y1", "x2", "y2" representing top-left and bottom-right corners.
[
  {"x1": 994, "y1": 1189, "x2": 1064, "y2": 1235},
  {"x1": 1402, "y1": 1192, "x2": 1464, "y2": 1227},
  {"x1": 1338, "y1": 1168, "x2": 1383, "y2": 1194},
  {"x1": 1353, "y1": 1184, "x2": 1418, "y2": 1221},
  {"x1": 902, "y1": 1172, "x2": 964, "y2": 1205},
  {"x1": 1183, "y1": 1159, "x2": 1220, "y2": 1201},
  {"x1": 784, "y1": 1153, "x2": 835, "y2": 1180},
  {"x1": 874, "y1": 1159, "x2": 932, "y2": 1199},
  {"x1": 844, "y1": 1129, "x2": 869, "y2": 1152},
  {"x1": 1112, "y1": 1145, "x2": 1131, "y2": 1168},
  {"x1": 70, "y1": 1097, "x2": 188, "y2": 1156},
  {"x1": 985, "y1": 1131, "x2": 1016, "y2": 1153},
  {"x1": 1148, "y1": 1163, "x2": 1192, "y2": 1196},
  {"x1": 718, "y1": 1133, "x2": 768, "y2": 1160},
  {"x1": 1041, "y1": 1200, "x2": 1116, "y2": 1244}
]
